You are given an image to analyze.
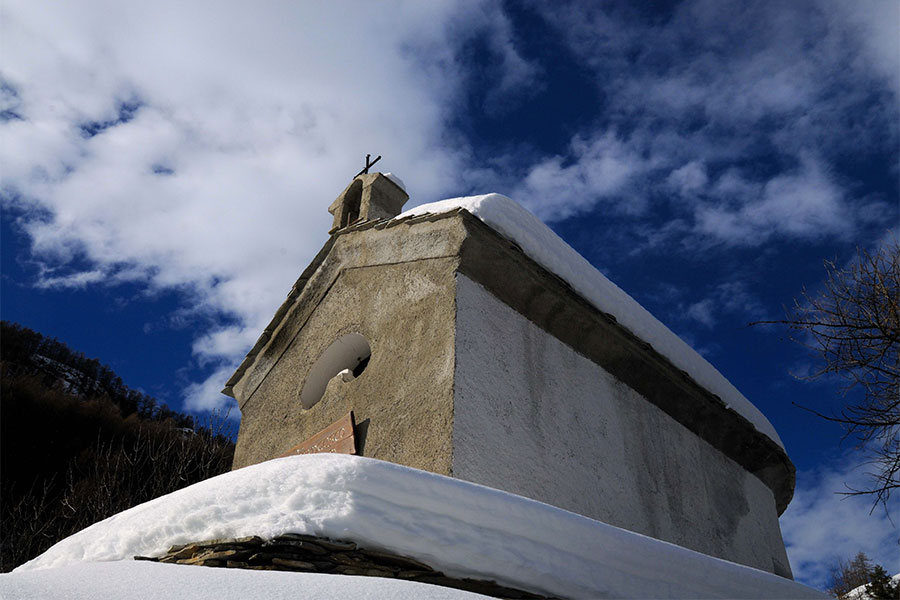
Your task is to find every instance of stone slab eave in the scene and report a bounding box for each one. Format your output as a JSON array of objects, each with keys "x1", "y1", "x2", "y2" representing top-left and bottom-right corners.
[{"x1": 453, "y1": 211, "x2": 795, "y2": 514}]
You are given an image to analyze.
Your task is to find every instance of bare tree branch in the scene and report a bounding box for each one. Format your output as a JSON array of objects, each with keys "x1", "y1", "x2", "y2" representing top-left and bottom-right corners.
[{"x1": 753, "y1": 240, "x2": 899, "y2": 510}]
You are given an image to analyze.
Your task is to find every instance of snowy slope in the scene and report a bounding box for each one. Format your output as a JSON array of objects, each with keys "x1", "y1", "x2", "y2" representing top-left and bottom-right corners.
[
  {"x1": 397, "y1": 194, "x2": 784, "y2": 449},
  {"x1": 31, "y1": 353, "x2": 103, "y2": 396},
  {"x1": 1, "y1": 561, "x2": 490, "y2": 600},
  {"x1": 844, "y1": 573, "x2": 900, "y2": 599},
  {"x1": 9, "y1": 454, "x2": 822, "y2": 599}
]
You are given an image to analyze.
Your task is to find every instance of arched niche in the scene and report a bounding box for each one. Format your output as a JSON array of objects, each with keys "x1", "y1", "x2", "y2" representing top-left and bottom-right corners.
[
  {"x1": 300, "y1": 333, "x2": 371, "y2": 409},
  {"x1": 340, "y1": 179, "x2": 362, "y2": 228}
]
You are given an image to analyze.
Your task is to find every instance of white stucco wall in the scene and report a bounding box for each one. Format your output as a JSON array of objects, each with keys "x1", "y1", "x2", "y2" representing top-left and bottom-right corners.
[
  {"x1": 451, "y1": 274, "x2": 791, "y2": 576},
  {"x1": 399, "y1": 194, "x2": 783, "y2": 449}
]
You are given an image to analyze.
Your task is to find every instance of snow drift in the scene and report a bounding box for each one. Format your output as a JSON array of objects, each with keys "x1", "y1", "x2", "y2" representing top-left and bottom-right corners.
[
  {"x1": 11, "y1": 454, "x2": 822, "y2": 599},
  {"x1": 1, "y1": 561, "x2": 489, "y2": 600}
]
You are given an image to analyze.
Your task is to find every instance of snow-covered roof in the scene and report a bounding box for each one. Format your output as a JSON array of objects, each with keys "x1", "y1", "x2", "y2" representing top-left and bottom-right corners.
[
  {"x1": 383, "y1": 172, "x2": 406, "y2": 192},
  {"x1": 396, "y1": 194, "x2": 784, "y2": 449},
  {"x1": 9, "y1": 454, "x2": 821, "y2": 599}
]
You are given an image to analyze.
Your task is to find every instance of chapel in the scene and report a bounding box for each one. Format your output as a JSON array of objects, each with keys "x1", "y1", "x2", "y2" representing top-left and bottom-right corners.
[{"x1": 223, "y1": 172, "x2": 796, "y2": 579}]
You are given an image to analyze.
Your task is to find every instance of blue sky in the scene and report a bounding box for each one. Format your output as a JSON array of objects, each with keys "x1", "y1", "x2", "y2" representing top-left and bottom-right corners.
[{"x1": 1, "y1": 0, "x2": 897, "y2": 589}]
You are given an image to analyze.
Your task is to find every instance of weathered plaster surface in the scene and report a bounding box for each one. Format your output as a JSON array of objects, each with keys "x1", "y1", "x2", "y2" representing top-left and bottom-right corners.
[
  {"x1": 451, "y1": 274, "x2": 791, "y2": 576},
  {"x1": 456, "y1": 214, "x2": 794, "y2": 514},
  {"x1": 226, "y1": 214, "x2": 467, "y2": 403},
  {"x1": 233, "y1": 255, "x2": 459, "y2": 475}
]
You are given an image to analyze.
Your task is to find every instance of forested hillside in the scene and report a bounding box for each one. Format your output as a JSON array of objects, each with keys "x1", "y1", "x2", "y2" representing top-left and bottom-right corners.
[{"x1": 0, "y1": 321, "x2": 235, "y2": 571}]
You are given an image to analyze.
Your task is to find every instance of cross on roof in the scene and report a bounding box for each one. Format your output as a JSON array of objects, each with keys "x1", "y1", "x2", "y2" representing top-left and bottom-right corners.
[{"x1": 355, "y1": 154, "x2": 382, "y2": 177}]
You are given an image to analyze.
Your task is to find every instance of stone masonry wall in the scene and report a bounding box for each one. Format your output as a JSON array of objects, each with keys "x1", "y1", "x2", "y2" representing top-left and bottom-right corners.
[{"x1": 136, "y1": 534, "x2": 547, "y2": 600}]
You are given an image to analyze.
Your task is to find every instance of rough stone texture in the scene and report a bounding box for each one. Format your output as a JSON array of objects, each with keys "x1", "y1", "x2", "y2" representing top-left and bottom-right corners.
[
  {"x1": 135, "y1": 534, "x2": 547, "y2": 600},
  {"x1": 327, "y1": 173, "x2": 409, "y2": 233},
  {"x1": 453, "y1": 273, "x2": 791, "y2": 576},
  {"x1": 231, "y1": 216, "x2": 465, "y2": 472},
  {"x1": 226, "y1": 204, "x2": 795, "y2": 577}
]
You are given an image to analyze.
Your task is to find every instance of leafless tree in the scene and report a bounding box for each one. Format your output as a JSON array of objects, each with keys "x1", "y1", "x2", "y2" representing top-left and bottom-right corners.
[
  {"x1": 827, "y1": 552, "x2": 874, "y2": 598},
  {"x1": 756, "y1": 240, "x2": 899, "y2": 509},
  {"x1": 826, "y1": 552, "x2": 900, "y2": 599},
  {"x1": 0, "y1": 419, "x2": 234, "y2": 571}
]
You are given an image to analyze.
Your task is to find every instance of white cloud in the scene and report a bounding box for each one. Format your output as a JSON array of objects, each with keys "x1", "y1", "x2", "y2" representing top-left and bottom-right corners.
[
  {"x1": 192, "y1": 326, "x2": 261, "y2": 368},
  {"x1": 34, "y1": 268, "x2": 107, "y2": 289},
  {"x1": 467, "y1": 1, "x2": 542, "y2": 112},
  {"x1": 781, "y1": 454, "x2": 900, "y2": 590},
  {"x1": 679, "y1": 280, "x2": 765, "y2": 330},
  {"x1": 685, "y1": 299, "x2": 716, "y2": 329},
  {"x1": 522, "y1": 0, "x2": 896, "y2": 248},
  {"x1": 827, "y1": 0, "x2": 900, "y2": 98},
  {"x1": 716, "y1": 281, "x2": 765, "y2": 319},
  {"x1": 513, "y1": 131, "x2": 649, "y2": 220},
  {"x1": 695, "y1": 155, "x2": 851, "y2": 245},
  {"x1": 183, "y1": 364, "x2": 244, "y2": 414},
  {"x1": 667, "y1": 161, "x2": 708, "y2": 198},
  {"x1": 1, "y1": 0, "x2": 896, "y2": 412},
  {"x1": 0, "y1": 0, "x2": 538, "y2": 412}
]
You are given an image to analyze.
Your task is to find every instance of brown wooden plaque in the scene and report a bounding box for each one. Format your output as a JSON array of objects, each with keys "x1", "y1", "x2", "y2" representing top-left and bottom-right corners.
[{"x1": 279, "y1": 411, "x2": 356, "y2": 458}]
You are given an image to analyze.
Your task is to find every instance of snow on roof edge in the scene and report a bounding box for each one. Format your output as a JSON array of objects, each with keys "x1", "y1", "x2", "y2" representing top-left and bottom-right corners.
[
  {"x1": 383, "y1": 172, "x2": 406, "y2": 192},
  {"x1": 396, "y1": 194, "x2": 784, "y2": 449}
]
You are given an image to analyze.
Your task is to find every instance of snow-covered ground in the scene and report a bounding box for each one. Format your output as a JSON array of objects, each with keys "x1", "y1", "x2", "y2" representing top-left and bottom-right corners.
[
  {"x1": 31, "y1": 353, "x2": 100, "y2": 396},
  {"x1": 6, "y1": 454, "x2": 823, "y2": 599},
  {"x1": 1, "y1": 561, "x2": 490, "y2": 600},
  {"x1": 844, "y1": 573, "x2": 900, "y2": 600},
  {"x1": 397, "y1": 195, "x2": 784, "y2": 449}
]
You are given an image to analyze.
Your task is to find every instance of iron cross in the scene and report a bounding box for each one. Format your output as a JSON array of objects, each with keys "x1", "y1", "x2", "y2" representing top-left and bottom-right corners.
[{"x1": 356, "y1": 154, "x2": 382, "y2": 177}]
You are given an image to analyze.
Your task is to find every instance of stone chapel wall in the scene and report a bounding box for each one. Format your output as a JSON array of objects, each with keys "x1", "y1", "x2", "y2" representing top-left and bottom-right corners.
[
  {"x1": 451, "y1": 274, "x2": 791, "y2": 577},
  {"x1": 233, "y1": 259, "x2": 459, "y2": 473}
]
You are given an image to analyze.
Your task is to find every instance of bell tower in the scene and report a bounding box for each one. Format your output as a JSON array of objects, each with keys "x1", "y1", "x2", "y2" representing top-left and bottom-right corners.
[{"x1": 327, "y1": 173, "x2": 408, "y2": 233}]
